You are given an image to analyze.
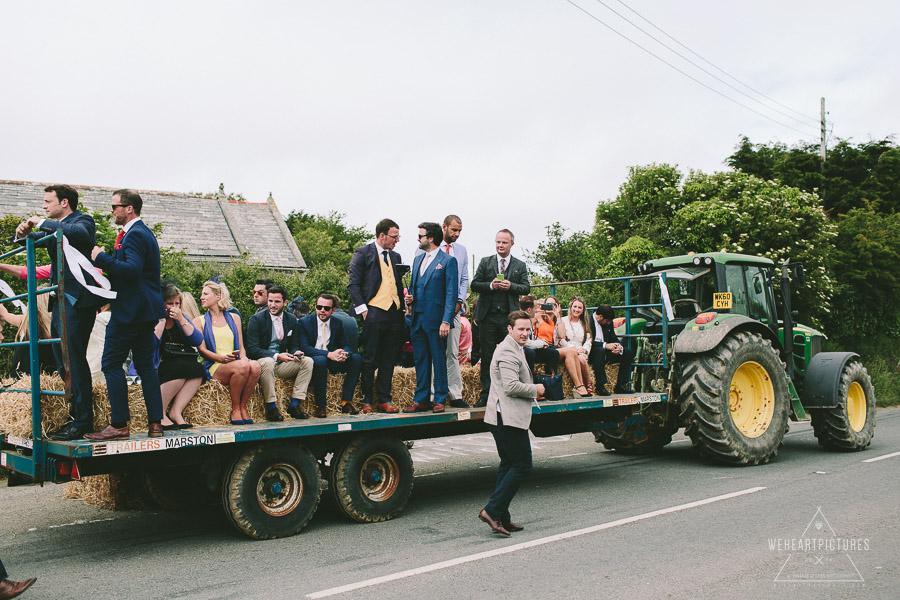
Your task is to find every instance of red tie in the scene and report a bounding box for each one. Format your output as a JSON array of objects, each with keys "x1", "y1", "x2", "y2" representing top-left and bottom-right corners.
[
  {"x1": 444, "y1": 243, "x2": 451, "y2": 255},
  {"x1": 114, "y1": 229, "x2": 125, "y2": 250}
]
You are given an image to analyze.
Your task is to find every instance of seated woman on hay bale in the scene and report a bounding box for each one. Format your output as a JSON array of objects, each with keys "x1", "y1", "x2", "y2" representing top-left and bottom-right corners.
[
  {"x1": 156, "y1": 283, "x2": 205, "y2": 430},
  {"x1": 193, "y1": 280, "x2": 261, "y2": 425},
  {"x1": 533, "y1": 297, "x2": 590, "y2": 398}
]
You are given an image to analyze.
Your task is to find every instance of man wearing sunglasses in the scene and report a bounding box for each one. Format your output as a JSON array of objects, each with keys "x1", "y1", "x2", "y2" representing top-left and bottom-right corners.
[
  {"x1": 252, "y1": 278, "x2": 274, "y2": 314},
  {"x1": 297, "y1": 294, "x2": 363, "y2": 416}
]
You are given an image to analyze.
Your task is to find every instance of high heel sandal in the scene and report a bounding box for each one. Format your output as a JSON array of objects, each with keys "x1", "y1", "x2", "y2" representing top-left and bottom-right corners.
[{"x1": 573, "y1": 385, "x2": 590, "y2": 398}]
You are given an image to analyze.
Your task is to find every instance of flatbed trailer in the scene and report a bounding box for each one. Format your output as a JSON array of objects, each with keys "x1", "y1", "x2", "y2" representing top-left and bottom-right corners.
[{"x1": 2, "y1": 392, "x2": 666, "y2": 539}]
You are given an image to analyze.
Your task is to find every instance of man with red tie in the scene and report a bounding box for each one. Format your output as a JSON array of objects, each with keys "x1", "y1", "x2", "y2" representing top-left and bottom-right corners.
[{"x1": 87, "y1": 190, "x2": 165, "y2": 440}]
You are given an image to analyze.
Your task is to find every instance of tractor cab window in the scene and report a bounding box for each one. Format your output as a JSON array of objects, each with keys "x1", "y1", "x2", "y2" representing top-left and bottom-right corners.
[
  {"x1": 723, "y1": 265, "x2": 749, "y2": 316},
  {"x1": 747, "y1": 266, "x2": 775, "y2": 325},
  {"x1": 645, "y1": 266, "x2": 714, "y2": 320}
]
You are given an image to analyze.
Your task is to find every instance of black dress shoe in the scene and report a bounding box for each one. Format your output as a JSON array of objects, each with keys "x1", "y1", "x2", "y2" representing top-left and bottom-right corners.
[
  {"x1": 265, "y1": 406, "x2": 285, "y2": 422},
  {"x1": 449, "y1": 399, "x2": 470, "y2": 408},
  {"x1": 287, "y1": 405, "x2": 309, "y2": 419},
  {"x1": 48, "y1": 423, "x2": 89, "y2": 441},
  {"x1": 614, "y1": 385, "x2": 634, "y2": 394},
  {"x1": 474, "y1": 399, "x2": 488, "y2": 408},
  {"x1": 341, "y1": 402, "x2": 359, "y2": 415},
  {"x1": 595, "y1": 387, "x2": 611, "y2": 397}
]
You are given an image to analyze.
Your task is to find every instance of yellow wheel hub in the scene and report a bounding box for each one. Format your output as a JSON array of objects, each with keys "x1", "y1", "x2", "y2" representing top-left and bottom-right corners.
[
  {"x1": 729, "y1": 361, "x2": 775, "y2": 438},
  {"x1": 847, "y1": 381, "x2": 866, "y2": 432}
]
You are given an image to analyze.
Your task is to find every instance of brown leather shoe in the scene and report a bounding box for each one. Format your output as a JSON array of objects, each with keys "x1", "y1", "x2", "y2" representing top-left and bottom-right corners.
[
  {"x1": 147, "y1": 423, "x2": 164, "y2": 438},
  {"x1": 377, "y1": 402, "x2": 399, "y2": 413},
  {"x1": 432, "y1": 403, "x2": 445, "y2": 413},
  {"x1": 478, "y1": 509, "x2": 510, "y2": 536},
  {"x1": 84, "y1": 425, "x2": 129, "y2": 441},
  {"x1": 341, "y1": 402, "x2": 359, "y2": 415},
  {"x1": 403, "y1": 402, "x2": 432, "y2": 413},
  {"x1": 361, "y1": 404, "x2": 374, "y2": 414},
  {"x1": 314, "y1": 406, "x2": 328, "y2": 418},
  {"x1": 502, "y1": 520, "x2": 524, "y2": 532},
  {"x1": 0, "y1": 577, "x2": 37, "y2": 599}
]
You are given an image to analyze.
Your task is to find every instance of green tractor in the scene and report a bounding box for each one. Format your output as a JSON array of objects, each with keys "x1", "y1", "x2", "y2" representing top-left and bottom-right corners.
[{"x1": 593, "y1": 252, "x2": 876, "y2": 465}]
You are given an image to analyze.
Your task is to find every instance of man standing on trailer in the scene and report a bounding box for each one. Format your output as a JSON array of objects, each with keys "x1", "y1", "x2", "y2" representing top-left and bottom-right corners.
[{"x1": 15, "y1": 184, "x2": 101, "y2": 441}]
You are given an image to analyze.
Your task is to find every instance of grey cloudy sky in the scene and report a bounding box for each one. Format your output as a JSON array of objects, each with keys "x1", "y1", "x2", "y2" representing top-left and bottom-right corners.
[{"x1": 1, "y1": 1, "x2": 897, "y2": 270}]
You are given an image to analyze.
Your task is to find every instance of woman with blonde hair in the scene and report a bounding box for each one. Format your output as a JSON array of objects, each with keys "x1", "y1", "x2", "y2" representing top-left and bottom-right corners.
[
  {"x1": 558, "y1": 296, "x2": 593, "y2": 394},
  {"x1": 533, "y1": 297, "x2": 590, "y2": 397},
  {"x1": 193, "y1": 280, "x2": 260, "y2": 425},
  {"x1": 0, "y1": 290, "x2": 54, "y2": 376}
]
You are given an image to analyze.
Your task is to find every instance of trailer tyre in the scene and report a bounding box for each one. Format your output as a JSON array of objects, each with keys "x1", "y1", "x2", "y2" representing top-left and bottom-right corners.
[
  {"x1": 678, "y1": 330, "x2": 790, "y2": 465},
  {"x1": 330, "y1": 436, "x2": 413, "y2": 523},
  {"x1": 593, "y1": 426, "x2": 675, "y2": 454},
  {"x1": 810, "y1": 360, "x2": 876, "y2": 451},
  {"x1": 222, "y1": 443, "x2": 322, "y2": 540}
]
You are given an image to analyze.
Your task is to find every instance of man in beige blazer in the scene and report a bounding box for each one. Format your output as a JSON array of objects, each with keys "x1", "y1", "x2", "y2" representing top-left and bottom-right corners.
[{"x1": 479, "y1": 311, "x2": 545, "y2": 536}]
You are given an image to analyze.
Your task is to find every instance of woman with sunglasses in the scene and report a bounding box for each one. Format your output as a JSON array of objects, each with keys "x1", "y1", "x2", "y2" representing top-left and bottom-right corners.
[{"x1": 533, "y1": 298, "x2": 590, "y2": 397}]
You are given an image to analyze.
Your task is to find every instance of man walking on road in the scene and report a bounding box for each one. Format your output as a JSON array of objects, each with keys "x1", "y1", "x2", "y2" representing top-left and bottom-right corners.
[
  {"x1": 479, "y1": 311, "x2": 544, "y2": 536},
  {"x1": 87, "y1": 190, "x2": 165, "y2": 441}
]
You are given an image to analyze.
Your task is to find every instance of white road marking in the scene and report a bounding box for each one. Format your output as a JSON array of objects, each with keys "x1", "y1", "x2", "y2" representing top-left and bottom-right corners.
[
  {"x1": 862, "y1": 450, "x2": 900, "y2": 463},
  {"x1": 547, "y1": 452, "x2": 588, "y2": 459},
  {"x1": 414, "y1": 472, "x2": 441, "y2": 478},
  {"x1": 25, "y1": 516, "x2": 117, "y2": 532},
  {"x1": 306, "y1": 486, "x2": 766, "y2": 599}
]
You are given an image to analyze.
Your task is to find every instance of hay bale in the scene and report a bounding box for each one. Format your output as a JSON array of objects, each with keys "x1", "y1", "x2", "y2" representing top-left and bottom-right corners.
[{"x1": 63, "y1": 472, "x2": 147, "y2": 510}]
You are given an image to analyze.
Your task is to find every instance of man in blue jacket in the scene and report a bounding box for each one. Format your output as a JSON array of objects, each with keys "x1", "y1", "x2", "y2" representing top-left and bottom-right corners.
[
  {"x1": 15, "y1": 184, "x2": 103, "y2": 440},
  {"x1": 87, "y1": 190, "x2": 165, "y2": 441},
  {"x1": 403, "y1": 222, "x2": 458, "y2": 413},
  {"x1": 296, "y1": 293, "x2": 362, "y2": 417}
]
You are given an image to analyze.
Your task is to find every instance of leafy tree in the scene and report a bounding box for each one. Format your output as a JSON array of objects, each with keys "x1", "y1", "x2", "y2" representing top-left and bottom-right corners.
[{"x1": 286, "y1": 210, "x2": 370, "y2": 271}]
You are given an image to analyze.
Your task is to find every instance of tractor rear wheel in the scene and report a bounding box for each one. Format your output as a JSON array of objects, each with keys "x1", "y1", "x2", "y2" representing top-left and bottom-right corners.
[
  {"x1": 810, "y1": 360, "x2": 876, "y2": 451},
  {"x1": 678, "y1": 330, "x2": 790, "y2": 465}
]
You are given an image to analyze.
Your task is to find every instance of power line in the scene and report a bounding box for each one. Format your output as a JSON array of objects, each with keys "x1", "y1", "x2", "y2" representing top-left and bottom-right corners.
[
  {"x1": 615, "y1": 0, "x2": 820, "y2": 126},
  {"x1": 596, "y1": 0, "x2": 820, "y2": 129},
  {"x1": 562, "y1": 0, "x2": 820, "y2": 139}
]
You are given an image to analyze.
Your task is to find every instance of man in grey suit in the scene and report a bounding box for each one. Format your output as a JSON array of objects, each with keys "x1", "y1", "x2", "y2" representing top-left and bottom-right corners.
[
  {"x1": 470, "y1": 229, "x2": 530, "y2": 406},
  {"x1": 478, "y1": 311, "x2": 545, "y2": 536}
]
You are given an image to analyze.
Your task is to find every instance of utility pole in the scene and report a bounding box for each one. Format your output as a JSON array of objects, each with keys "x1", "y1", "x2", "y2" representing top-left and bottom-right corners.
[{"x1": 820, "y1": 97, "x2": 827, "y2": 162}]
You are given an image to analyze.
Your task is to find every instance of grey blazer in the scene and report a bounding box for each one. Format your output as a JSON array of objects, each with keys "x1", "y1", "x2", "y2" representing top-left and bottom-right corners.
[{"x1": 484, "y1": 335, "x2": 538, "y2": 430}]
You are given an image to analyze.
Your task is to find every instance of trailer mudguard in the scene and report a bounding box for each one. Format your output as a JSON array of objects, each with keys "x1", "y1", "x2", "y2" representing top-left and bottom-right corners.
[
  {"x1": 673, "y1": 316, "x2": 780, "y2": 355},
  {"x1": 800, "y1": 352, "x2": 859, "y2": 409}
]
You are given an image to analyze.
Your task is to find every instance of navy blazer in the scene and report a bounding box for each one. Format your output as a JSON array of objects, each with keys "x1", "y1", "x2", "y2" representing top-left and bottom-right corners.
[
  {"x1": 347, "y1": 242, "x2": 406, "y2": 318},
  {"x1": 93, "y1": 219, "x2": 164, "y2": 324},
  {"x1": 296, "y1": 314, "x2": 352, "y2": 357},
  {"x1": 589, "y1": 312, "x2": 621, "y2": 348},
  {"x1": 470, "y1": 254, "x2": 530, "y2": 321},
  {"x1": 245, "y1": 310, "x2": 300, "y2": 359},
  {"x1": 410, "y1": 250, "x2": 458, "y2": 330},
  {"x1": 26, "y1": 210, "x2": 101, "y2": 309}
]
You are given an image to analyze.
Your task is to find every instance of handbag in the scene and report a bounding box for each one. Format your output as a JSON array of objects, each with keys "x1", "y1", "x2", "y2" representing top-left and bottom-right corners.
[{"x1": 534, "y1": 372, "x2": 564, "y2": 401}]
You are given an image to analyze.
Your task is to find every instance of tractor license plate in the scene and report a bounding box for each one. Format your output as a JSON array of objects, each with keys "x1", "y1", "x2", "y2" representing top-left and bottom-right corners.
[{"x1": 714, "y1": 292, "x2": 732, "y2": 309}]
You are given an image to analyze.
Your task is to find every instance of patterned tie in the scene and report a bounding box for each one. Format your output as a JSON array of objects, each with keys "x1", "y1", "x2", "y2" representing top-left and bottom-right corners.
[
  {"x1": 382, "y1": 250, "x2": 389, "y2": 265},
  {"x1": 274, "y1": 316, "x2": 283, "y2": 341},
  {"x1": 319, "y1": 320, "x2": 329, "y2": 350},
  {"x1": 499, "y1": 257, "x2": 506, "y2": 274},
  {"x1": 114, "y1": 229, "x2": 125, "y2": 250}
]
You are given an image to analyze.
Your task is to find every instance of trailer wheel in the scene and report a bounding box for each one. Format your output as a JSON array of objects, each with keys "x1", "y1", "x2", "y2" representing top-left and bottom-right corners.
[
  {"x1": 143, "y1": 465, "x2": 216, "y2": 512},
  {"x1": 222, "y1": 443, "x2": 322, "y2": 539},
  {"x1": 330, "y1": 436, "x2": 413, "y2": 523},
  {"x1": 593, "y1": 426, "x2": 674, "y2": 454},
  {"x1": 810, "y1": 360, "x2": 876, "y2": 451},
  {"x1": 678, "y1": 330, "x2": 790, "y2": 465}
]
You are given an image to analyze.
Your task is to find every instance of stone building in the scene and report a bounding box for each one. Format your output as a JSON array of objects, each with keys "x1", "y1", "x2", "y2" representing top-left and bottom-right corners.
[{"x1": 0, "y1": 180, "x2": 305, "y2": 271}]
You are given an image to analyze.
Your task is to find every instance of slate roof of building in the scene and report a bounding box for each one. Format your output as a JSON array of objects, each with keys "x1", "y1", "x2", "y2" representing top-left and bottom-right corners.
[{"x1": 0, "y1": 180, "x2": 305, "y2": 271}]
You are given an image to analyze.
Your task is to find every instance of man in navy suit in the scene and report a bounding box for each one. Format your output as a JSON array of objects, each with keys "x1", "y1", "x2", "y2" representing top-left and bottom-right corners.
[
  {"x1": 246, "y1": 285, "x2": 314, "y2": 420},
  {"x1": 588, "y1": 304, "x2": 634, "y2": 395},
  {"x1": 347, "y1": 218, "x2": 406, "y2": 414},
  {"x1": 15, "y1": 184, "x2": 102, "y2": 440},
  {"x1": 297, "y1": 293, "x2": 362, "y2": 416},
  {"x1": 86, "y1": 190, "x2": 165, "y2": 441},
  {"x1": 404, "y1": 222, "x2": 458, "y2": 413},
  {"x1": 414, "y1": 215, "x2": 469, "y2": 407}
]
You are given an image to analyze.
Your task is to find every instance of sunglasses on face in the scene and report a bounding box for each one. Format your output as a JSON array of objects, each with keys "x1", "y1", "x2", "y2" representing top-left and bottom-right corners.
[
  {"x1": 315, "y1": 305, "x2": 333, "y2": 311},
  {"x1": 253, "y1": 290, "x2": 267, "y2": 295}
]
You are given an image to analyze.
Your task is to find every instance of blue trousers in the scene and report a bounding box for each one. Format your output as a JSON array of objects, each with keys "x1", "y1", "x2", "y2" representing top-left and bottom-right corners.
[
  {"x1": 410, "y1": 319, "x2": 449, "y2": 405},
  {"x1": 485, "y1": 415, "x2": 533, "y2": 523},
  {"x1": 524, "y1": 346, "x2": 560, "y2": 375},
  {"x1": 50, "y1": 297, "x2": 96, "y2": 429},
  {"x1": 102, "y1": 320, "x2": 163, "y2": 424},
  {"x1": 310, "y1": 353, "x2": 362, "y2": 407},
  {"x1": 0, "y1": 556, "x2": 7, "y2": 580}
]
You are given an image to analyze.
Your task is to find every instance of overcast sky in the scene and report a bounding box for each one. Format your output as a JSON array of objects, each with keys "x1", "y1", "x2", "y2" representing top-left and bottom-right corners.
[{"x1": 2, "y1": 1, "x2": 897, "y2": 272}]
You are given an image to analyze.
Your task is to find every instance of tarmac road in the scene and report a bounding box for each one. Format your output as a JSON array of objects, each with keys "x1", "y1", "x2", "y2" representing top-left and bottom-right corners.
[{"x1": 1, "y1": 408, "x2": 897, "y2": 600}]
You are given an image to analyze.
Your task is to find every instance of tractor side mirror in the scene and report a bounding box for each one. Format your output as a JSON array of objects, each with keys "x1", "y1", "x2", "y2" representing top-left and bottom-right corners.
[{"x1": 791, "y1": 310, "x2": 799, "y2": 321}]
